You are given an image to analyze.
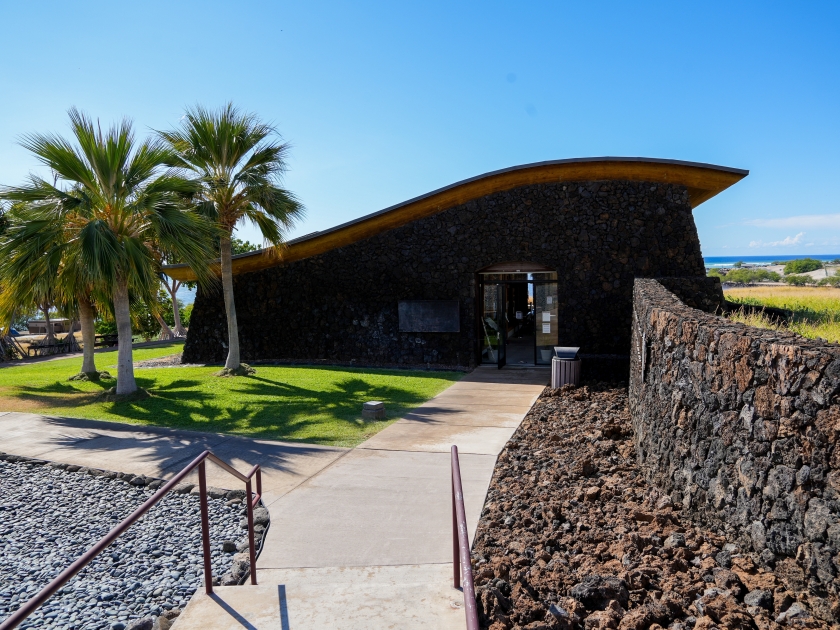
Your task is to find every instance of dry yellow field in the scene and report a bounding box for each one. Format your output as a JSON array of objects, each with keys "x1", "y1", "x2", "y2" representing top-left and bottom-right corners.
[{"x1": 725, "y1": 286, "x2": 840, "y2": 343}]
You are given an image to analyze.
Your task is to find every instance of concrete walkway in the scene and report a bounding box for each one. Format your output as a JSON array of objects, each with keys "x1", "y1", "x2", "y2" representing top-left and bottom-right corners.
[
  {"x1": 175, "y1": 367, "x2": 547, "y2": 629},
  {"x1": 0, "y1": 366, "x2": 547, "y2": 629}
]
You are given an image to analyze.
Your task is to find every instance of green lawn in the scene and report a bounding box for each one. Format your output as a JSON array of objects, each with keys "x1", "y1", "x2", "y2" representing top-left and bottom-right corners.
[{"x1": 0, "y1": 343, "x2": 462, "y2": 446}]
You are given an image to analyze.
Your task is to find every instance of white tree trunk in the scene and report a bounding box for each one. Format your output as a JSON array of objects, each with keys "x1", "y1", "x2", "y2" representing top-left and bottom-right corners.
[
  {"x1": 79, "y1": 295, "x2": 97, "y2": 373},
  {"x1": 166, "y1": 280, "x2": 187, "y2": 336},
  {"x1": 65, "y1": 319, "x2": 81, "y2": 352},
  {"x1": 42, "y1": 306, "x2": 55, "y2": 346},
  {"x1": 220, "y1": 234, "x2": 241, "y2": 369},
  {"x1": 113, "y1": 281, "x2": 137, "y2": 395},
  {"x1": 155, "y1": 312, "x2": 176, "y2": 340}
]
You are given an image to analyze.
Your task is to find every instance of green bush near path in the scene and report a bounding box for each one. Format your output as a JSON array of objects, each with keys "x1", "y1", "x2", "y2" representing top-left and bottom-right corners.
[{"x1": 0, "y1": 343, "x2": 462, "y2": 447}]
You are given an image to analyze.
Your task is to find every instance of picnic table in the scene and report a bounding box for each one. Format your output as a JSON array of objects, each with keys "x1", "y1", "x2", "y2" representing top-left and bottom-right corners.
[
  {"x1": 94, "y1": 334, "x2": 119, "y2": 348},
  {"x1": 27, "y1": 341, "x2": 74, "y2": 358}
]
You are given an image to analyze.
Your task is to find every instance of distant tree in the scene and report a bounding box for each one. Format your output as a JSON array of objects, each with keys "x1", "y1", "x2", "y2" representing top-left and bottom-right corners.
[
  {"x1": 784, "y1": 274, "x2": 813, "y2": 286},
  {"x1": 817, "y1": 275, "x2": 840, "y2": 287},
  {"x1": 11, "y1": 304, "x2": 38, "y2": 330},
  {"x1": 181, "y1": 303, "x2": 194, "y2": 328},
  {"x1": 733, "y1": 261, "x2": 745, "y2": 268},
  {"x1": 724, "y1": 269, "x2": 781, "y2": 284},
  {"x1": 784, "y1": 258, "x2": 822, "y2": 275},
  {"x1": 160, "y1": 104, "x2": 304, "y2": 375},
  {"x1": 231, "y1": 238, "x2": 261, "y2": 255},
  {"x1": 708, "y1": 268, "x2": 780, "y2": 284},
  {"x1": 707, "y1": 268, "x2": 724, "y2": 278}
]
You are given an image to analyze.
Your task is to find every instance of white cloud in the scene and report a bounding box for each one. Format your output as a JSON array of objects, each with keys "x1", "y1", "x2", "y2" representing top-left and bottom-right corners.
[
  {"x1": 744, "y1": 214, "x2": 840, "y2": 229},
  {"x1": 749, "y1": 232, "x2": 806, "y2": 248}
]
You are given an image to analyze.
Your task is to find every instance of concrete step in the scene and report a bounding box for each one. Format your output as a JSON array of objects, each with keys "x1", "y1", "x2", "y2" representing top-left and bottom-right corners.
[{"x1": 172, "y1": 564, "x2": 468, "y2": 629}]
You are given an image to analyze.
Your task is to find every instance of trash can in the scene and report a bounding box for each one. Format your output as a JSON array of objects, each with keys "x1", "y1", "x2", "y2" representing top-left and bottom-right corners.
[{"x1": 551, "y1": 347, "x2": 580, "y2": 388}]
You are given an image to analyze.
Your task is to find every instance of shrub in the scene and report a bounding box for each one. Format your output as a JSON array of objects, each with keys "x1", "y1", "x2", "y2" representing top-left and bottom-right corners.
[
  {"x1": 712, "y1": 268, "x2": 780, "y2": 284},
  {"x1": 784, "y1": 274, "x2": 814, "y2": 286},
  {"x1": 724, "y1": 268, "x2": 780, "y2": 284},
  {"x1": 817, "y1": 275, "x2": 840, "y2": 287},
  {"x1": 784, "y1": 258, "x2": 823, "y2": 274},
  {"x1": 182, "y1": 303, "x2": 193, "y2": 328}
]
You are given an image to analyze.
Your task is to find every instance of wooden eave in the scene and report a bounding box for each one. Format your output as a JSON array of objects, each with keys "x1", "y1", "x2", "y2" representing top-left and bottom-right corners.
[{"x1": 164, "y1": 157, "x2": 748, "y2": 282}]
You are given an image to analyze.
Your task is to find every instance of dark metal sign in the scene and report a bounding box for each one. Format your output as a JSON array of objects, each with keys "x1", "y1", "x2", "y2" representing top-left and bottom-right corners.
[{"x1": 398, "y1": 300, "x2": 460, "y2": 333}]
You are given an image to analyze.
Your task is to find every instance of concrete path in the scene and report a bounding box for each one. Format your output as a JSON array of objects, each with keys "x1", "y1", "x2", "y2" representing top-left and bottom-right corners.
[
  {"x1": 175, "y1": 367, "x2": 547, "y2": 629},
  {"x1": 0, "y1": 366, "x2": 548, "y2": 629},
  {"x1": 0, "y1": 412, "x2": 347, "y2": 503}
]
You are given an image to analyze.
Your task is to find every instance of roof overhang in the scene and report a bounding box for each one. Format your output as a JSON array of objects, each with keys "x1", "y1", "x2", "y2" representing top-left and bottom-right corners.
[{"x1": 164, "y1": 157, "x2": 747, "y2": 282}]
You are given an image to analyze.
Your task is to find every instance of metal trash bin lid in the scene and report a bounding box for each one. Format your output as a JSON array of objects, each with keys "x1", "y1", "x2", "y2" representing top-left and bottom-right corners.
[{"x1": 553, "y1": 347, "x2": 580, "y2": 360}]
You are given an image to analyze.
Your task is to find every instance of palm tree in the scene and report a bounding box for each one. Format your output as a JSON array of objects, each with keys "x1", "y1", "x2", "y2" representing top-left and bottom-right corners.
[
  {"x1": 0, "y1": 204, "x2": 98, "y2": 372},
  {"x1": 160, "y1": 104, "x2": 304, "y2": 374},
  {"x1": 0, "y1": 109, "x2": 216, "y2": 394}
]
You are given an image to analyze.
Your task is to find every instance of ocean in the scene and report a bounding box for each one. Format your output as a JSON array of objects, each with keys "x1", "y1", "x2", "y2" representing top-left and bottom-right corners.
[{"x1": 704, "y1": 255, "x2": 840, "y2": 269}]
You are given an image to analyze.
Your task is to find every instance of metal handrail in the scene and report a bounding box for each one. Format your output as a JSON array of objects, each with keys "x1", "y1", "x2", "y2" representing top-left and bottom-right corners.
[
  {"x1": 451, "y1": 445, "x2": 479, "y2": 630},
  {"x1": 0, "y1": 450, "x2": 262, "y2": 630}
]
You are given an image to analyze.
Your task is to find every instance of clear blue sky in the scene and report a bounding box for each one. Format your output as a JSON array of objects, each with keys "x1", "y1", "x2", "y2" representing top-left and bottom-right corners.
[{"x1": 1, "y1": 1, "x2": 838, "y2": 257}]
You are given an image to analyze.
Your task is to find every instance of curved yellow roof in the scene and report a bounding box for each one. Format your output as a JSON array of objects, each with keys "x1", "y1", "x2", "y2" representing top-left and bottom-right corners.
[{"x1": 164, "y1": 157, "x2": 747, "y2": 281}]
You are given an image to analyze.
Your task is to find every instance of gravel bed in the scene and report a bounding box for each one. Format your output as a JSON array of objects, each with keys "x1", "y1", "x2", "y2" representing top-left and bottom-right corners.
[
  {"x1": 0, "y1": 459, "x2": 248, "y2": 630},
  {"x1": 471, "y1": 383, "x2": 838, "y2": 629}
]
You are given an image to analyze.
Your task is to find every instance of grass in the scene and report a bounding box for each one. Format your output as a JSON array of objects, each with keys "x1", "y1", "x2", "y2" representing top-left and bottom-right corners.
[
  {"x1": 725, "y1": 286, "x2": 840, "y2": 343},
  {"x1": 0, "y1": 343, "x2": 462, "y2": 446}
]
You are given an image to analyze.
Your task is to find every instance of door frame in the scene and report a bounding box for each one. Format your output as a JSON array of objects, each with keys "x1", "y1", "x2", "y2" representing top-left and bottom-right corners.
[
  {"x1": 474, "y1": 263, "x2": 559, "y2": 369},
  {"x1": 477, "y1": 275, "x2": 556, "y2": 368}
]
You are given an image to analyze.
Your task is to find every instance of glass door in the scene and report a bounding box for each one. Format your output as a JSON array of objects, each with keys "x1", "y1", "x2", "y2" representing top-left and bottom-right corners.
[
  {"x1": 497, "y1": 284, "x2": 506, "y2": 368},
  {"x1": 480, "y1": 284, "x2": 506, "y2": 368},
  {"x1": 534, "y1": 281, "x2": 558, "y2": 365},
  {"x1": 478, "y1": 266, "x2": 558, "y2": 368}
]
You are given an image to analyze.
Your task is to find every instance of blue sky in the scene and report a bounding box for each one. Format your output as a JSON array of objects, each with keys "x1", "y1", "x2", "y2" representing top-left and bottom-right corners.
[{"x1": 1, "y1": 1, "x2": 838, "y2": 257}]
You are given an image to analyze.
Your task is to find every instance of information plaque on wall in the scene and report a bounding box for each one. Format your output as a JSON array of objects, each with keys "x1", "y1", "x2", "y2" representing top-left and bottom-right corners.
[{"x1": 398, "y1": 300, "x2": 460, "y2": 333}]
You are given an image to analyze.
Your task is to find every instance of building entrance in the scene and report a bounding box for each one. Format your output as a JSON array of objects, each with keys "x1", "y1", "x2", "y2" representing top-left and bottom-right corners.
[{"x1": 478, "y1": 264, "x2": 558, "y2": 368}]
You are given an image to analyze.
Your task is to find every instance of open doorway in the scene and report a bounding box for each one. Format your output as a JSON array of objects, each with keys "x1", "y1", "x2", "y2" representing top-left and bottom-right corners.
[{"x1": 478, "y1": 263, "x2": 558, "y2": 368}]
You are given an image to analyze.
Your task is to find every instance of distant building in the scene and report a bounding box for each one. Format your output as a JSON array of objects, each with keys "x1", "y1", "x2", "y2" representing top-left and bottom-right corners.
[{"x1": 26, "y1": 318, "x2": 79, "y2": 335}]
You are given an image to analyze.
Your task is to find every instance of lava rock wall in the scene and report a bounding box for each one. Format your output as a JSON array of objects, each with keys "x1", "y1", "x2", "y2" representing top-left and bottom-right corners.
[
  {"x1": 630, "y1": 278, "x2": 840, "y2": 599},
  {"x1": 184, "y1": 181, "x2": 706, "y2": 368}
]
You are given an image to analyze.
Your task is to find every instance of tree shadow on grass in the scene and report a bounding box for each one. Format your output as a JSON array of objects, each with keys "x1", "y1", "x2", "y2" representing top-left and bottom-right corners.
[
  {"x1": 9, "y1": 370, "x2": 457, "y2": 446},
  {"x1": 232, "y1": 375, "x2": 448, "y2": 436}
]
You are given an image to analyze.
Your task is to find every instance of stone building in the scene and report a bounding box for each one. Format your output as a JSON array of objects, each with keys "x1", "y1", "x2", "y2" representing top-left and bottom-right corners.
[{"x1": 165, "y1": 157, "x2": 747, "y2": 375}]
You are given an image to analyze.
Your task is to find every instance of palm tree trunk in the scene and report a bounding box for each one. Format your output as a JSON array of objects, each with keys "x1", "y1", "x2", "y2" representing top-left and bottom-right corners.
[
  {"x1": 113, "y1": 281, "x2": 137, "y2": 395},
  {"x1": 220, "y1": 234, "x2": 241, "y2": 369},
  {"x1": 155, "y1": 312, "x2": 175, "y2": 340},
  {"x1": 78, "y1": 295, "x2": 97, "y2": 373}
]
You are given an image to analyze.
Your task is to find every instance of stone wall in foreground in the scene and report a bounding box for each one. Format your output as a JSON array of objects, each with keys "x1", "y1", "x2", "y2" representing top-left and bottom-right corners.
[
  {"x1": 184, "y1": 180, "x2": 706, "y2": 368},
  {"x1": 629, "y1": 278, "x2": 840, "y2": 600}
]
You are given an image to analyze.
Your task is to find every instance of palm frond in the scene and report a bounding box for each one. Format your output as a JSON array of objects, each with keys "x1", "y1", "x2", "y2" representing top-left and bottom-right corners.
[{"x1": 160, "y1": 102, "x2": 305, "y2": 246}]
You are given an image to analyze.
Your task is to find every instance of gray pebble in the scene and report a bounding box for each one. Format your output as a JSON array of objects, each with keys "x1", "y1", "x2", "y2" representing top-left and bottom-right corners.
[{"x1": 0, "y1": 460, "x2": 244, "y2": 630}]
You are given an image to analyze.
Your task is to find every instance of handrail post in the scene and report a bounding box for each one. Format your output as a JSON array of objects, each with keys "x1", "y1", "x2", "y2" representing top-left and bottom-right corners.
[
  {"x1": 246, "y1": 479, "x2": 258, "y2": 585},
  {"x1": 0, "y1": 450, "x2": 261, "y2": 630},
  {"x1": 198, "y1": 461, "x2": 213, "y2": 595},
  {"x1": 452, "y1": 464, "x2": 460, "y2": 589},
  {"x1": 451, "y1": 445, "x2": 479, "y2": 630}
]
